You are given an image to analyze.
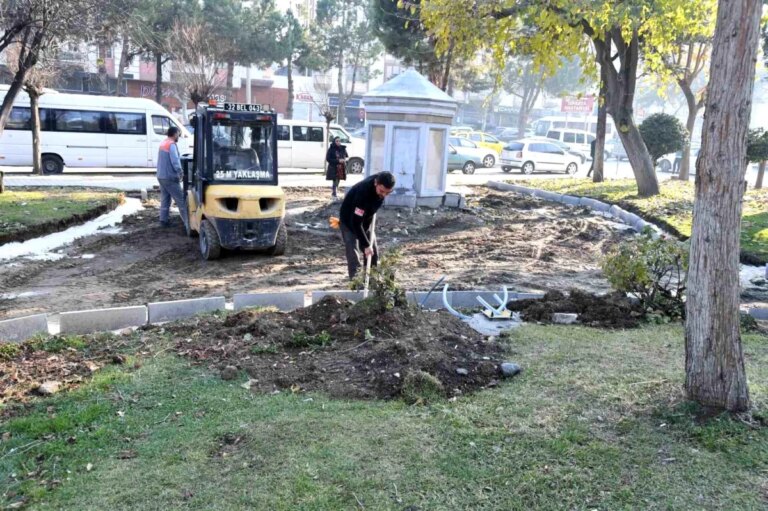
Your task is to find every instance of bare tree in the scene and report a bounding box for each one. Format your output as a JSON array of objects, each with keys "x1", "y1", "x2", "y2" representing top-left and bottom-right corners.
[
  {"x1": 6, "y1": 42, "x2": 57, "y2": 174},
  {"x1": 168, "y1": 21, "x2": 226, "y2": 105},
  {"x1": 0, "y1": 0, "x2": 98, "y2": 137},
  {"x1": 685, "y1": 0, "x2": 763, "y2": 412},
  {"x1": 310, "y1": 72, "x2": 336, "y2": 169}
]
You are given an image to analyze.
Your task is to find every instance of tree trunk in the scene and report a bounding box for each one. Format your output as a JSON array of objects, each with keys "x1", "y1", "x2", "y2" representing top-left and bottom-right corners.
[
  {"x1": 226, "y1": 60, "x2": 235, "y2": 90},
  {"x1": 0, "y1": 26, "x2": 43, "y2": 137},
  {"x1": 756, "y1": 160, "x2": 766, "y2": 189},
  {"x1": 0, "y1": 70, "x2": 27, "y2": 138},
  {"x1": 678, "y1": 84, "x2": 700, "y2": 181},
  {"x1": 593, "y1": 78, "x2": 607, "y2": 183},
  {"x1": 440, "y1": 43, "x2": 453, "y2": 92},
  {"x1": 685, "y1": 0, "x2": 761, "y2": 413},
  {"x1": 592, "y1": 28, "x2": 659, "y2": 196},
  {"x1": 611, "y1": 112, "x2": 659, "y2": 196},
  {"x1": 154, "y1": 51, "x2": 163, "y2": 104},
  {"x1": 0, "y1": 171, "x2": 4, "y2": 194},
  {"x1": 29, "y1": 91, "x2": 42, "y2": 175},
  {"x1": 286, "y1": 59, "x2": 294, "y2": 120},
  {"x1": 116, "y1": 34, "x2": 130, "y2": 96},
  {"x1": 336, "y1": 52, "x2": 344, "y2": 123}
]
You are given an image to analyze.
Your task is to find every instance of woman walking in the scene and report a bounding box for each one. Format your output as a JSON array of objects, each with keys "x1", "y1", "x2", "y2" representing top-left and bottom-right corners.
[{"x1": 326, "y1": 137, "x2": 348, "y2": 199}]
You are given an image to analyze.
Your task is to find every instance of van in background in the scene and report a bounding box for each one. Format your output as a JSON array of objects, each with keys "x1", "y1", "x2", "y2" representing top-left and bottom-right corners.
[
  {"x1": 0, "y1": 85, "x2": 190, "y2": 173},
  {"x1": 276, "y1": 120, "x2": 365, "y2": 172}
]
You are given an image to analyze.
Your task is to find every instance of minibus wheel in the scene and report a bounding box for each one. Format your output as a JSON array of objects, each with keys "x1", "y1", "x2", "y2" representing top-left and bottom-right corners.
[{"x1": 41, "y1": 155, "x2": 64, "y2": 175}]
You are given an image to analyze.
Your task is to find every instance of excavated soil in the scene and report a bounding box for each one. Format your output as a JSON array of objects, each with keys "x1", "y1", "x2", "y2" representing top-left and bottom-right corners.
[
  {"x1": 507, "y1": 289, "x2": 644, "y2": 329},
  {"x1": 0, "y1": 187, "x2": 634, "y2": 320},
  {"x1": 166, "y1": 296, "x2": 507, "y2": 400}
]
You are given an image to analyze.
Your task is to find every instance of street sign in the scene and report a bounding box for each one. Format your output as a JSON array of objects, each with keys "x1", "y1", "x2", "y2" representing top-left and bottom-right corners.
[{"x1": 561, "y1": 96, "x2": 595, "y2": 114}]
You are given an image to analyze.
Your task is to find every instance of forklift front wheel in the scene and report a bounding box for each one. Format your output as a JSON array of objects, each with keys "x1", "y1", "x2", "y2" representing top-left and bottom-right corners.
[
  {"x1": 266, "y1": 222, "x2": 287, "y2": 256},
  {"x1": 199, "y1": 219, "x2": 222, "y2": 260}
]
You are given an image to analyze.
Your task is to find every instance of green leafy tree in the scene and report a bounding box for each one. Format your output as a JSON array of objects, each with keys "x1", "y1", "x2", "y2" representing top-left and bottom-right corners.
[
  {"x1": 371, "y1": 0, "x2": 452, "y2": 89},
  {"x1": 275, "y1": 10, "x2": 305, "y2": 120},
  {"x1": 747, "y1": 128, "x2": 768, "y2": 189},
  {"x1": 657, "y1": 0, "x2": 716, "y2": 181},
  {"x1": 313, "y1": 0, "x2": 383, "y2": 123},
  {"x1": 420, "y1": 0, "x2": 711, "y2": 197},
  {"x1": 130, "y1": 0, "x2": 200, "y2": 104},
  {"x1": 639, "y1": 113, "x2": 687, "y2": 165}
]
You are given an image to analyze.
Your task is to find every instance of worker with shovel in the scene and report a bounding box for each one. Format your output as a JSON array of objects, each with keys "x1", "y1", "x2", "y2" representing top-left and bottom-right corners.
[{"x1": 333, "y1": 171, "x2": 395, "y2": 281}]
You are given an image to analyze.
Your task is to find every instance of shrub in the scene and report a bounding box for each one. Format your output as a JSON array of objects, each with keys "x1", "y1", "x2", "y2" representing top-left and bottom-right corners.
[
  {"x1": 0, "y1": 343, "x2": 22, "y2": 360},
  {"x1": 350, "y1": 248, "x2": 407, "y2": 312},
  {"x1": 746, "y1": 128, "x2": 768, "y2": 163},
  {"x1": 401, "y1": 370, "x2": 445, "y2": 405},
  {"x1": 639, "y1": 113, "x2": 688, "y2": 164},
  {"x1": 288, "y1": 330, "x2": 333, "y2": 349},
  {"x1": 602, "y1": 230, "x2": 688, "y2": 318}
]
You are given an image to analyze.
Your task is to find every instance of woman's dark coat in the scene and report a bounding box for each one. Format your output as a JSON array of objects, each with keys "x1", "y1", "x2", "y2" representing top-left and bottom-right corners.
[{"x1": 325, "y1": 143, "x2": 349, "y2": 180}]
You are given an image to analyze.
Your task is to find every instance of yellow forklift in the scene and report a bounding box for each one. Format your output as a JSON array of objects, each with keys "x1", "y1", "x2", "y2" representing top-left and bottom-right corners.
[{"x1": 182, "y1": 102, "x2": 286, "y2": 260}]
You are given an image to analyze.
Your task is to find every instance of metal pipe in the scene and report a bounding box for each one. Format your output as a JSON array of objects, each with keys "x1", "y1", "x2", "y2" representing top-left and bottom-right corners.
[{"x1": 442, "y1": 284, "x2": 471, "y2": 320}]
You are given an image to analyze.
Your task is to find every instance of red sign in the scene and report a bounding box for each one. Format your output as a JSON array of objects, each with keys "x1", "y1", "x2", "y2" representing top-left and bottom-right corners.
[
  {"x1": 294, "y1": 92, "x2": 313, "y2": 102},
  {"x1": 561, "y1": 96, "x2": 595, "y2": 114}
]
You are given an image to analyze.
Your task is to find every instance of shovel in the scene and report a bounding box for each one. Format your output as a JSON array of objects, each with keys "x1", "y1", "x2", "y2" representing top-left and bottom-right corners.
[{"x1": 362, "y1": 215, "x2": 377, "y2": 299}]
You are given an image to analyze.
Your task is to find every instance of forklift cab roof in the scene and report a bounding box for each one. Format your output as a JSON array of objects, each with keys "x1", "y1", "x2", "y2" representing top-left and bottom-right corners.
[{"x1": 194, "y1": 102, "x2": 279, "y2": 186}]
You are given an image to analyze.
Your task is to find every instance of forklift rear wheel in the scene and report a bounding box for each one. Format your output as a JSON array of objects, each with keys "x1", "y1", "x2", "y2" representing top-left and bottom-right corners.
[
  {"x1": 266, "y1": 222, "x2": 287, "y2": 256},
  {"x1": 199, "y1": 219, "x2": 221, "y2": 260}
]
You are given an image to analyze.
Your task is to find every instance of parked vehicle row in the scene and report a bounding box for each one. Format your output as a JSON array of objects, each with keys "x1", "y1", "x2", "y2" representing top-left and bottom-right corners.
[{"x1": 0, "y1": 86, "x2": 367, "y2": 174}]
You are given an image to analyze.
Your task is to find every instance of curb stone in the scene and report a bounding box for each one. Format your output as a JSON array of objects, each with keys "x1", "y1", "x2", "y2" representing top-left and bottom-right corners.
[
  {"x1": 148, "y1": 297, "x2": 226, "y2": 324},
  {"x1": 233, "y1": 292, "x2": 307, "y2": 312},
  {"x1": 0, "y1": 314, "x2": 49, "y2": 343},
  {"x1": 59, "y1": 306, "x2": 148, "y2": 335}
]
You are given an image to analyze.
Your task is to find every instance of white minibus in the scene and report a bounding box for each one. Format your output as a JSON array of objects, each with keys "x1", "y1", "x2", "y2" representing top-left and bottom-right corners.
[
  {"x1": 533, "y1": 115, "x2": 616, "y2": 139},
  {"x1": 276, "y1": 119, "x2": 366, "y2": 173},
  {"x1": 0, "y1": 85, "x2": 191, "y2": 173}
]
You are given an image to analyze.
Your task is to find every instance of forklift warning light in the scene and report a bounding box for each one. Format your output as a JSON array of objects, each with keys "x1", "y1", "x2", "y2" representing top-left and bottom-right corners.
[{"x1": 213, "y1": 113, "x2": 230, "y2": 120}]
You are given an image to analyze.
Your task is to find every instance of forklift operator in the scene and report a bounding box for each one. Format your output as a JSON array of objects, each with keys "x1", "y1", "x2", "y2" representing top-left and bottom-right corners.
[{"x1": 339, "y1": 171, "x2": 395, "y2": 279}]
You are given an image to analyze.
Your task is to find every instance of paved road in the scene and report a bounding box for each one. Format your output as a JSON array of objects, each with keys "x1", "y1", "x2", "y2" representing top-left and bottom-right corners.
[{"x1": 2, "y1": 160, "x2": 647, "y2": 191}]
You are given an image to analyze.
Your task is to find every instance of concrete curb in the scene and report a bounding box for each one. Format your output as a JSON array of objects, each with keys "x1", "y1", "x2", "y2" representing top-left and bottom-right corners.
[
  {"x1": 148, "y1": 297, "x2": 226, "y2": 324},
  {"x1": 487, "y1": 180, "x2": 663, "y2": 236},
  {"x1": 0, "y1": 314, "x2": 49, "y2": 343},
  {"x1": 59, "y1": 306, "x2": 148, "y2": 335},
  {"x1": 233, "y1": 292, "x2": 306, "y2": 312},
  {"x1": 0, "y1": 289, "x2": 549, "y2": 343},
  {"x1": 407, "y1": 291, "x2": 452, "y2": 309}
]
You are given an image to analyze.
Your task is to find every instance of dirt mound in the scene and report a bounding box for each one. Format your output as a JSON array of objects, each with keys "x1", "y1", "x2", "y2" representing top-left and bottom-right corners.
[
  {"x1": 507, "y1": 289, "x2": 644, "y2": 329},
  {"x1": 170, "y1": 296, "x2": 508, "y2": 400}
]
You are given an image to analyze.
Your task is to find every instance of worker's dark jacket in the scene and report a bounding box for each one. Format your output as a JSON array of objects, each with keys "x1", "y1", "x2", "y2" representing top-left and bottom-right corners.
[{"x1": 339, "y1": 174, "x2": 384, "y2": 249}]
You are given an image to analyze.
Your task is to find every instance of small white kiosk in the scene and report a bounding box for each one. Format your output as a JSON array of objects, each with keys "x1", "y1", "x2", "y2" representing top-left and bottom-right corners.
[{"x1": 362, "y1": 69, "x2": 458, "y2": 208}]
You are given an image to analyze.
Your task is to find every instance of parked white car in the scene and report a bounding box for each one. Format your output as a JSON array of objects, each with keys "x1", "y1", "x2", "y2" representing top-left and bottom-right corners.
[
  {"x1": 448, "y1": 136, "x2": 497, "y2": 168},
  {"x1": 500, "y1": 139, "x2": 580, "y2": 174}
]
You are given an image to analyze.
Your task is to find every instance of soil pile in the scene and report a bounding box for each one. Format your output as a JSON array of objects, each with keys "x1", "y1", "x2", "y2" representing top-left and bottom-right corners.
[
  {"x1": 507, "y1": 289, "x2": 644, "y2": 329},
  {"x1": 170, "y1": 296, "x2": 508, "y2": 400}
]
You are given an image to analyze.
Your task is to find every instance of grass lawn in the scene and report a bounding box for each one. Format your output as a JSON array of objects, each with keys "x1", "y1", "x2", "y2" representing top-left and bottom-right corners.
[
  {"x1": 515, "y1": 178, "x2": 768, "y2": 264},
  {"x1": 0, "y1": 188, "x2": 123, "y2": 244},
  {"x1": 1, "y1": 324, "x2": 767, "y2": 510}
]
